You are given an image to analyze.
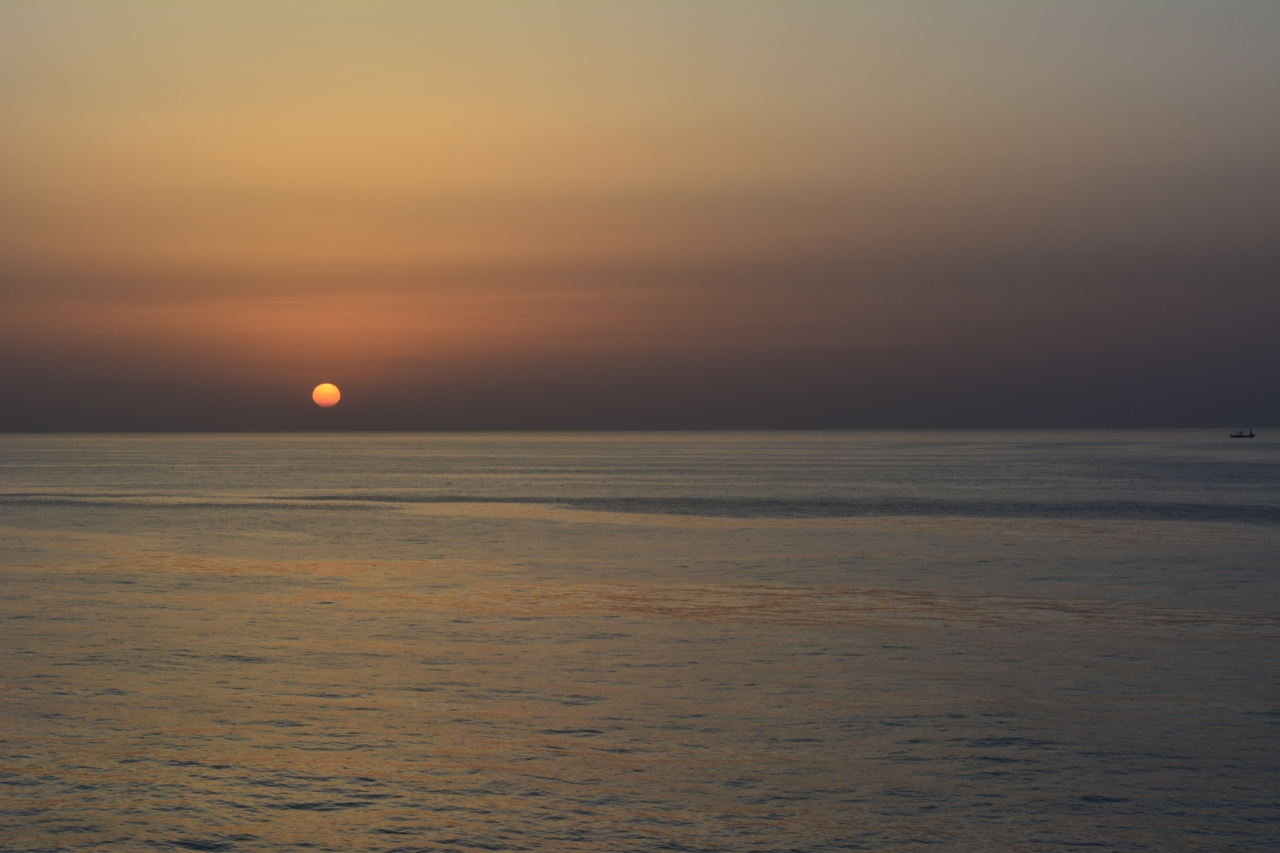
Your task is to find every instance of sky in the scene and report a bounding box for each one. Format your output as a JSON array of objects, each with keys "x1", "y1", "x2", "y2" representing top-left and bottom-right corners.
[{"x1": 1, "y1": 1, "x2": 1277, "y2": 431}]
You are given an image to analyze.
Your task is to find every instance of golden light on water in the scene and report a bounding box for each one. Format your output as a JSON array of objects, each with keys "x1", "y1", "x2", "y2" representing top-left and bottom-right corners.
[{"x1": 312, "y1": 383, "x2": 340, "y2": 407}]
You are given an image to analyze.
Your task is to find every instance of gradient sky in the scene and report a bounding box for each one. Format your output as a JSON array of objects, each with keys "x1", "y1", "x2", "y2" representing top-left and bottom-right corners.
[{"x1": 2, "y1": 1, "x2": 1277, "y2": 430}]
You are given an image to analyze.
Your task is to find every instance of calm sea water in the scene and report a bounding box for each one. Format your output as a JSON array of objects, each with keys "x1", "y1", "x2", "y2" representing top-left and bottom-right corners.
[{"x1": 2, "y1": 431, "x2": 1278, "y2": 852}]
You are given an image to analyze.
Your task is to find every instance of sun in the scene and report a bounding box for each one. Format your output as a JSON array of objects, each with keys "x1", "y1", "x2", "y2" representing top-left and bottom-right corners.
[{"x1": 312, "y1": 383, "x2": 341, "y2": 407}]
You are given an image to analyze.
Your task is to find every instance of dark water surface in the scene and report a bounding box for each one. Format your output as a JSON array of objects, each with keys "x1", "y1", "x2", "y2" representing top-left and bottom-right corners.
[{"x1": 2, "y1": 431, "x2": 1278, "y2": 851}]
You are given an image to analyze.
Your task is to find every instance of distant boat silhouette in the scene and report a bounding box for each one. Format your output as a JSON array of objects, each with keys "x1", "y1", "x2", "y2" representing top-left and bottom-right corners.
[{"x1": 1230, "y1": 429, "x2": 1256, "y2": 438}]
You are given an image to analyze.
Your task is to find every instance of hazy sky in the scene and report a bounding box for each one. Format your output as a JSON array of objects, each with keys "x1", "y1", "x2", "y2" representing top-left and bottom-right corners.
[{"x1": 2, "y1": 1, "x2": 1277, "y2": 430}]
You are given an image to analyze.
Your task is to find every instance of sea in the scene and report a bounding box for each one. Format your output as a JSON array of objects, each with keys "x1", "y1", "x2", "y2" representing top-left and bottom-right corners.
[{"x1": 1, "y1": 430, "x2": 1277, "y2": 852}]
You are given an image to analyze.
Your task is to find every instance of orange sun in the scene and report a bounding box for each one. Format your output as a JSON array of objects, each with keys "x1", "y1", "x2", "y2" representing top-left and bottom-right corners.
[{"x1": 312, "y1": 383, "x2": 341, "y2": 407}]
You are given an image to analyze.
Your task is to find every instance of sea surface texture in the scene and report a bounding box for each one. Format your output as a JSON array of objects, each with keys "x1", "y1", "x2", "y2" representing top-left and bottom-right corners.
[{"x1": 1, "y1": 431, "x2": 1278, "y2": 852}]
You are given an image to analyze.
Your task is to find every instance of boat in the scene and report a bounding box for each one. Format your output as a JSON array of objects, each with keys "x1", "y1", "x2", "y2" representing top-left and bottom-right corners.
[{"x1": 1230, "y1": 429, "x2": 1256, "y2": 438}]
